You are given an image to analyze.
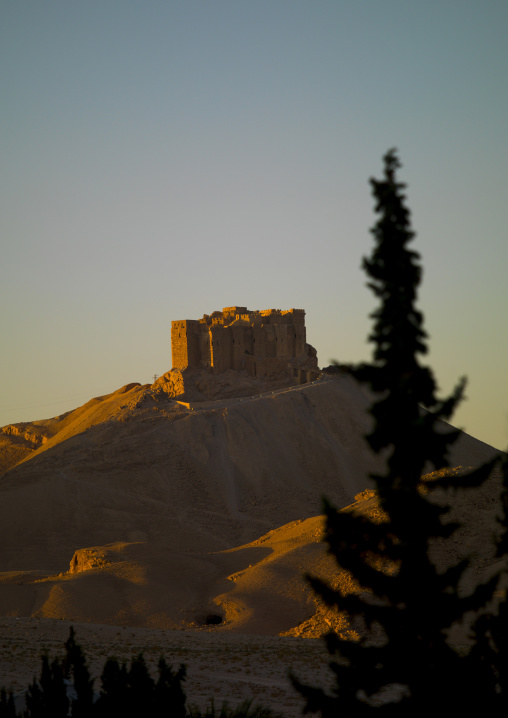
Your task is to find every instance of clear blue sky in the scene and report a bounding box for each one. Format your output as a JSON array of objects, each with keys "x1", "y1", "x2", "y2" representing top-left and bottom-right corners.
[{"x1": 1, "y1": 1, "x2": 507, "y2": 450}]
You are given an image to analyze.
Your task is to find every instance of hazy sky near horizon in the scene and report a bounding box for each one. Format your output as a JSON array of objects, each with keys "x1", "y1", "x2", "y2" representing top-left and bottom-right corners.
[{"x1": 1, "y1": 1, "x2": 507, "y2": 450}]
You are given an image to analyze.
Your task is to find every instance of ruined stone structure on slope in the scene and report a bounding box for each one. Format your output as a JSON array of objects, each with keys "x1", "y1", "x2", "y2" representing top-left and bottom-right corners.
[{"x1": 171, "y1": 306, "x2": 318, "y2": 380}]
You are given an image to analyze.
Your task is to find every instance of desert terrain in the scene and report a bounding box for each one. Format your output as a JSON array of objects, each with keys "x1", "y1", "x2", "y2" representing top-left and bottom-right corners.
[{"x1": 0, "y1": 371, "x2": 502, "y2": 712}]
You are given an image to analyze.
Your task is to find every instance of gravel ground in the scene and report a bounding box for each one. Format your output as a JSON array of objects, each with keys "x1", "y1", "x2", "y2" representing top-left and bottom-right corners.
[{"x1": 0, "y1": 617, "x2": 334, "y2": 716}]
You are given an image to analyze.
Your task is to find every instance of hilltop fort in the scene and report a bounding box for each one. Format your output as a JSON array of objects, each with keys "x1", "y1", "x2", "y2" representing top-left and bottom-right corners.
[{"x1": 171, "y1": 306, "x2": 318, "y2": 381}]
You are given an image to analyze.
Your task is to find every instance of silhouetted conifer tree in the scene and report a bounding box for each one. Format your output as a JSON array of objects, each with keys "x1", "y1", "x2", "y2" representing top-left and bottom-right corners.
[
  {"x1": 154, "y1": 657, "x2": 186, "y2": 718},
  {"x1": 63, "y1": 626, "x2": 94, "y2": 718},
  {"x1": 467, "y1": 453, "x2": 508, "y2": 711},
  {"x1": 489, "y1": 454, "x2": 508, "y2": 701},
  {"x1": 293, "y1": 150, "x2": 502, "y2": 715},
  {"x1": 0, "y1": 688, "x2": 16, "y2": 718},
  {"x1": 95, "y1": 657, "x2": 130, "y2": 717},
  {"x1": 6, "y1": 626, "x2": 275, "y2": 717},
  {"x1": 25, "y1": 654, "x2": 68, "y2": 718},
  {"x1": 95, "y1": 651, "x2": 187, "y2": 718},
  {"x1": 128, "y1": 653, "x2": 155, "y2": 716}
]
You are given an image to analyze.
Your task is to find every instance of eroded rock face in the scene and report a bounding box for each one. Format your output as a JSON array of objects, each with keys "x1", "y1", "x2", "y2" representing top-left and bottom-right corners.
[
  {"x1": 69, "y1": 547, "x2": 111, "y2": 573},
  {"x1": 1, "y1": 425, "x2": 48, "y2": 446},
  {"x1": 0, "y1": 425, "x2": 51, "y2": 476},
  {"x1": 152, "y1": 367, "x2": 296, "y2": 402},
  {"x1": 152, "y1": 369, "x2": 186, "y2": 398}
]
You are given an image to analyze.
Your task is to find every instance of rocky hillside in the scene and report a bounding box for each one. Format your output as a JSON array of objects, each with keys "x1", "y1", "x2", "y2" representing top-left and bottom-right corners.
[{"x1": 0, "y1": 373, "x2": 500, "y2": 634}]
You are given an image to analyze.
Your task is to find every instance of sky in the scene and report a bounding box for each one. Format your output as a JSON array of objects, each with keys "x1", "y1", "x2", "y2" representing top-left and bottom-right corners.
[{"x1": 1, "y1": 1, "x2": 507, "y2": 450}]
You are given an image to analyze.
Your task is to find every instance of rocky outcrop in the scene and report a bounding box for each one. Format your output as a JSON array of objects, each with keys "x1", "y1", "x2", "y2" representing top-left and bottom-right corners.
[
  {"x1": 153, "y1": 349, "x2": 319, "y2": 403},
  {"x1": 69, "y1": 546, "x2": 111, "y2": 574},
  {"x1": 1, "y1": 424, "x2": 48, "y2": 446},
  {"x1": 0, "y1": 424, "x2": 52, "y2": 476},
  {"x1": 152, "y1": 367, "x2": 299, "y2": 402}
]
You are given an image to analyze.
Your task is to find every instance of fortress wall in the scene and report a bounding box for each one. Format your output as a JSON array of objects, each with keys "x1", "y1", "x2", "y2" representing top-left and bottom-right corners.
[
  {"x1": 244, "y1": 354, "x2": 257, "y2": 377},
  {"x1": 171, "y1": 320, "x2": 197, "y2": 370},
  {"x1": 231, "y1": 325, "x2": 253, "y2": 371},
  {"x1": 210, "y1": 326, "x2": 233, "y2": 374},
  {"x1": 186, "y1": 322, "x2": 203, "y2": 368},
  {"x1": 295, "y1": 324, "x2": 306, "y2": 357},
  {"x1": 263, "y1": 325, "x2": 276, "y2": 359},
  {"x1": 200, "y1": 330, "x2": 212, "y2": 368},
  {"x1": 255, "y1": 356, "x2": 292, "y2": 379},
  {"x1": 286, "y1": 327, "x2": 297, "y2": 358},
  {"x1": 209, "y1": 326, "x2": 220, "y2": 372},
  {"x1": 223, "y1": 306, "x2": 248, "y2": 321},
  {"x1": 286, "y1": 310, "x2": 306, "y2": 357},
  {"x1": 274, "y1": 324, "x2": 291, "y2": 359},
  {"x1": 171, "y1": 320, "x2": 205, "y2": 369},
  {"x1": 172, "y1": 307, "x2": 312, "y2": 374},
  {"x1": 252, "y1": 324, "x2": 266, "y2": 359}
]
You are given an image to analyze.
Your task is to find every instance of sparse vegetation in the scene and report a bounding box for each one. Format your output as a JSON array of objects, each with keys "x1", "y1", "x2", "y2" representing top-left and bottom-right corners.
[
  {"x1": 293, "y1": 150, "x2": 507, "y2": 714},
  {"x1": 188, "y1": 699, "x2": 283, "y2": 718}
]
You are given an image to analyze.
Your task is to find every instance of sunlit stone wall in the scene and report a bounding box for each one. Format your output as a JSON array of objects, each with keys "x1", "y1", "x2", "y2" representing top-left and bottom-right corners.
[{"x1": 171, "y1": 307, "x2": 309, "y2": 375}]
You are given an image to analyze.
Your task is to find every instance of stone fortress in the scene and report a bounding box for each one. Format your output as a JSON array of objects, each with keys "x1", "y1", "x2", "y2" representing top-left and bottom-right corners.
[{"x1": 171, "y1": 306, "x2": 319, "y2": 382}]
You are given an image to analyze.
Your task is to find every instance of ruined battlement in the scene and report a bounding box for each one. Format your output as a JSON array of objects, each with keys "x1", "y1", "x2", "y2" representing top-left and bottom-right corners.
[
  {"x1": 198, "y1": 307, "x2": 305, "y2": 328},
  {"x1": 171, "y1": 307, "x2": 316, "y2": 378}
]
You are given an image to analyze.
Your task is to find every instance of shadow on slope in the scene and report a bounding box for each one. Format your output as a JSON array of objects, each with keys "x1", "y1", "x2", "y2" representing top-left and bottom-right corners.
[{"x1": 0, "y1": 375, "x2": 501, "y2": 635}]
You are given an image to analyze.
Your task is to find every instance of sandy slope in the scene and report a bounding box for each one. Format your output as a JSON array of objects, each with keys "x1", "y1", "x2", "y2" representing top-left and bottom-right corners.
[
  {"x1": 0, "y1": 374, "x2": 501, "y2": 637},
  {"x1": 0, "y1": 466, "x2": 504, "y2": 712}
]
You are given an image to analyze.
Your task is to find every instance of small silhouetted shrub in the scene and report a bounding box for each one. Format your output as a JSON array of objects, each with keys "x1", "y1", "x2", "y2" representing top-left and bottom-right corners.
[{"x1": 188, "y1": 699, "x2": 282, "y2": 718}]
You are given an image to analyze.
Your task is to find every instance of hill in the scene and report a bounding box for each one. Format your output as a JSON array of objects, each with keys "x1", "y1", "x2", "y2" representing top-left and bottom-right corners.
[{"x1": 0, "y1": 373, "x2": 500, "y2": 634}]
